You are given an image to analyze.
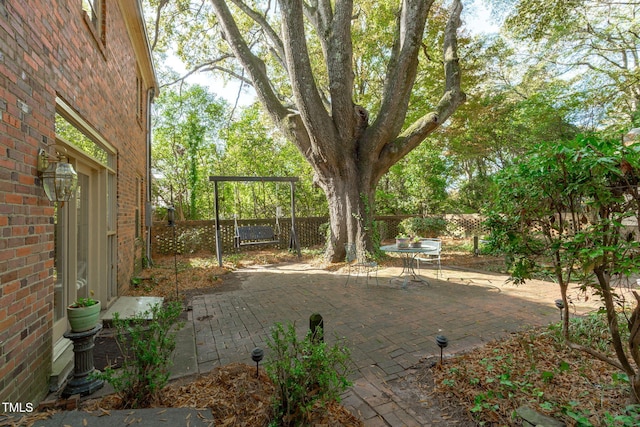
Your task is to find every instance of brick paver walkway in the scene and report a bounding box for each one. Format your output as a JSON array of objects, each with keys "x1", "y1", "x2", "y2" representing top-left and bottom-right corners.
[{"x1": 189, "y1": 263, "x2": 603, "y2": 426}]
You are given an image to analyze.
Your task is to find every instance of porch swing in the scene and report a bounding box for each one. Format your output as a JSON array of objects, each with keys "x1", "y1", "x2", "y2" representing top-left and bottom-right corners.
[
  {"x1": 233, "y1": 211, "x2": 281, "y2": 247},
  {"x1": 209, "y1": 175, "x2": 301, "y2": 267},
  {"x1": 233, "y1": 180, "x2": 281, "y2": 247}
]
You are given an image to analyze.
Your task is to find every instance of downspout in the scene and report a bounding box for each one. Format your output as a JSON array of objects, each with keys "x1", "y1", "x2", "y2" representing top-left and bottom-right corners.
[{"x1": 145, "y1": 87, "x2": 155, "y2": 267}]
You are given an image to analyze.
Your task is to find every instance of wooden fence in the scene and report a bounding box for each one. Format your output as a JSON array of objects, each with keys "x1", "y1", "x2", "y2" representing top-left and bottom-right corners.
[{"x1": 150, "y1": 214, "x2": 489, "y2": 256}]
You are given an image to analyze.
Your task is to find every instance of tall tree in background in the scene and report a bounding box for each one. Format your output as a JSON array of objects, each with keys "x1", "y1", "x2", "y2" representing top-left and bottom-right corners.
[
  {"x1": 220, "y1": 103, "x2": 327, "y2": 219},
  {"x1": 153, "y1": 84, "x2": 227, "y2": 220},
  {"x1": 436, "y1": 34, "x2": 580, "y2": 212},
  {"x1": 148, "y1": 0, "x2": 465, "y2": 262},
  {"x1": 494, "y1": 0, "x2": 640, "y2": 130}
]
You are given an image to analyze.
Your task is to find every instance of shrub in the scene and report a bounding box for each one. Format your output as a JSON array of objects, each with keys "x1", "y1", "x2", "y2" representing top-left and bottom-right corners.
[
  {"x1": 399, "y1": 216, "x2": 447, "y2": 238},
  {"x1": 96, "y1": 301, "x2": 184, "y2": 408},
  {"x1": 266, "y1": 322, "x2": 352, "y2": 426}
]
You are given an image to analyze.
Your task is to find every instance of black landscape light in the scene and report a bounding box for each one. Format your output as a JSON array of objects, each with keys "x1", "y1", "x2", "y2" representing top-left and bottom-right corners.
[
  {"x1": 251, "y1": 347, "x2": 264, "y2": 378},
  {"x1": 555, "y1": 299, "x2": 565, "y2": 320},
  {"x1": 436, "y1": 334, "x2": 448, "y2": 364}
]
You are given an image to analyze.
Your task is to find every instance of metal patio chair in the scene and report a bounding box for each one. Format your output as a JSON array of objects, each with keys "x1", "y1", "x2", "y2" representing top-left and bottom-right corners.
[
  {"x1": 415, "y1": 238, "x2": 442, "y2": 278},
  {"x1": 344, "y1": 243, "x2": 378, "y2": 286}
]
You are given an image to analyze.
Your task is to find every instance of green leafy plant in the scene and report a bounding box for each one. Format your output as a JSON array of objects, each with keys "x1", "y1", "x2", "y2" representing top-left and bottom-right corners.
[
  {"x1": 399, "y1": 216, "x2": 448, "y2": 238},
  {"x1": 562, "y1": 401, "x2": 593, "y2": 427},
  {"x1": 70, "y1": 290, "x2": 98, "y2": 307},
  {"x1": 266, "y1": 322, "x2": 352, "y2": 426},
  {"x1": 96, "y1": 301, "x2": 184, "y2": 408},
  {"x1": 438, "y1": 316, "x2": 635, "y2": 424},
  {"x1": 604, "y1": 405, "x2": 640, "y2": 426},
  {"x1": 70, "y1": 297, "x2": 98, "y2": 307},
  {"x1": 485, "y1": 135, "x2": 640, "y2": 402}
]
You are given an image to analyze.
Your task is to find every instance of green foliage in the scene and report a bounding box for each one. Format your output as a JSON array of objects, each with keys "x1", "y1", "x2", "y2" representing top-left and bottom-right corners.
[
  {"x1": 399, "y1": 216, "x2": 448, "y2": 238},
  {"x1": 546, "y1": 311, "x2": 631, "y2": 356},
  {"x1": 266, "y1": 322, "x2": 352, "y2": 426},
  {"x1": 439, "y1": 318, "x2": 637, "y2": 425},
  {"x1": 96, "y1": 302, "x2": 184, "y2": 409},
  {"x1": 500, "y1": 0, "x2": 640, "y2": 129},
  {"x1": 218, "y1": 104, "x2": 326, "y2": 219},
  {"x1": 376, "y1": 143, "x2": 452, "y2": 215},
  {"x1": 603, "y1": 405, "x2": 640, "y2": 427},
  {"x1": 152, "y1": 84, "x2": 227, "y2": 220},
  {"x1": 152, "y1": 87, "x2": 326, "y2": 221},
  {"x1": 485, "y1": 133, "x2": 640, "y2": 401},
  {"x1": 70, "y1": 296, "x2": 98, "y2": 307},
  {"x1": 485, "y1": 134, "x2": 640, "y2": 285},
  {"x1": 318, "y1": 222, "x2": 330, "y2": 245}
]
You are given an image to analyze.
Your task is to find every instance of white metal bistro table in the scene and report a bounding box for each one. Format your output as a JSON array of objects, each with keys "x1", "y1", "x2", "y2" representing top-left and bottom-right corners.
[{"x1": 380, "y1": 243, "x2": 439, "y2": 289}]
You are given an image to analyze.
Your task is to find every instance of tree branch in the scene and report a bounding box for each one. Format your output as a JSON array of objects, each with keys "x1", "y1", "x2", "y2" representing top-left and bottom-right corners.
[
  {"x1": 374, "y1": 0, "x2": 465, "y2": 181},
  {"x1": 208, "y1": 0, "x2": 289, "y2": 122},
  {"x1": 326, "y1": 0, "x2": 356, "y2": 142},
  {"x1": 566, "y1": 341, "x2": 626, "y2": 371},
  {"x1": 159, "y1": 56, "x2": 236, "y2": 88},
  {"x1": 149, "y1": 0, "x2": 169, "y2": 52},
  {"x1": 279, "y1": 0, "x2": 336, "y2": 162},
  {"x1": 198, "y1": 65, "x2": 253, "y2": 85},
  {"x1": 228, "y1": 0, "x2": 287, "y2": 69},
  {"x1": 368, "y1": 0, "x2": 435, "y2": 147}
]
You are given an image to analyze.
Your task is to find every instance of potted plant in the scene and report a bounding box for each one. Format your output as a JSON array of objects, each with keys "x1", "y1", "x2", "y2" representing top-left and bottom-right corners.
[
  {"x1": 410, "y1": 236, "x2": 422, "y2": 248},
  {"x1": 396, "y1": 233, "x2": 410, "y2": 248},
  {"x1": 67, "y1": 293, "x2": 101, "y2": 332}
]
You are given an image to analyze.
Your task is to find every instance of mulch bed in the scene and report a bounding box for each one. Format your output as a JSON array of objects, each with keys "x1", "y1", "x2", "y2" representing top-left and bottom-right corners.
[
  {"x1": 426, "y1": 327, "x2": 632, "y2": 426},
  {"x1": 94, "y1": 332, "x2": 125, "y2": 371},
  {"x1": 82, "y1": 363, "x2": 363, "y2": 426}
]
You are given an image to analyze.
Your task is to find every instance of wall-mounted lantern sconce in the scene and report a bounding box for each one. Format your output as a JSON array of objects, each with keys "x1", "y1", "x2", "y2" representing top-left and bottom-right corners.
[{"x1": 37, "y1": 148, "x2": 78, "y2": 204}]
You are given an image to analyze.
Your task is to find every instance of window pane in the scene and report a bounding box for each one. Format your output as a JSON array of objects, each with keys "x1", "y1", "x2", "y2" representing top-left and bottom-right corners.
[
  {"x1": 82, "y1": 0, "x2": 98, "y2": 25},
  {"x1": 55, "y1": 113, "x2": 109, "y2": 165},
  {"x1": 53, "y1": 206, "x2": 65, "y2": 322},
  {"x1": 107, "y1": 172, "x2": 115, "y2": 231},
  {"x1": 76, "y1": 173, "x2": 89, "y2": 300}
]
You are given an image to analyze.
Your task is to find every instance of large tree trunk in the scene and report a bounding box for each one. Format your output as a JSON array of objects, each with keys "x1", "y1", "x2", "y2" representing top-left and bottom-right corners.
[
  {"x1": 208, "y1": 0, "x2": 465, "y2": 263},
  {"x1": 319, "y1": 161, "x2": 377, "y2": 262}
]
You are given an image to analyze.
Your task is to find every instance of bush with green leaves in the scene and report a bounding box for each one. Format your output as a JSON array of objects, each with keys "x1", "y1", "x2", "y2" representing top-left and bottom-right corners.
[
  {"x1": 399, "y1": 216, "x2": 447, "y2": 238},
  {"x1": 266, "y1": 322, "x2": 352, "y2": 426},
  {"x1": 485, "y1": 134, "x2": 640, "y2": 403},
  {"x1": 96, "y1": 301, "x2": 184, "y2": 408}
]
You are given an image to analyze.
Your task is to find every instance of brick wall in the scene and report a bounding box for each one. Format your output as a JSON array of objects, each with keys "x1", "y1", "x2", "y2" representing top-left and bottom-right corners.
[{"x1": 0, "y1": 0, "x2": 151, "y2": 405}]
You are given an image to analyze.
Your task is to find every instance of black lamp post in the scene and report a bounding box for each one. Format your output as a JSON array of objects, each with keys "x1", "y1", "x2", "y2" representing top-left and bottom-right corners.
[
  {"x1": 555, "y1": 299, "x2": 565, "y2": 321},
  {"x1": 436, "y1": 334, "x2": 448, "y2": 364},
  {"x1": 251, "y1": 347, "x2": 264, "y2": 378},
  {"x1": 167, "y1": 205, "x2": 175, "y2": 226},
  {"x1": 167, "y1": 205, "x2": 178, "y2": 299}
]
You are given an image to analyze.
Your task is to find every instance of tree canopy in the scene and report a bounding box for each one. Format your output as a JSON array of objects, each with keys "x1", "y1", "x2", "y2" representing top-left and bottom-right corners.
[
  {"x1": 145, "y1": 0, "x2": 640, "y2": 257},
  {"x1": 146, "y1": 0, "x2": 466, "y2": 261}
]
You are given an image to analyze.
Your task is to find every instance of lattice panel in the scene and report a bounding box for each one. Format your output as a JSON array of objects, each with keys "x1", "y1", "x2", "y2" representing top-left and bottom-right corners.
[{"x1": 150, "y1": 214, "x2": 491, "y2": 256}]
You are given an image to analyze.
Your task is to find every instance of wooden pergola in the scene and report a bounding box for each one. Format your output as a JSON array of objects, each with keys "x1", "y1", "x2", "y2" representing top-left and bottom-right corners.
[{"x1": 209, "y1": 175, "x2": 301, "y2": 267}]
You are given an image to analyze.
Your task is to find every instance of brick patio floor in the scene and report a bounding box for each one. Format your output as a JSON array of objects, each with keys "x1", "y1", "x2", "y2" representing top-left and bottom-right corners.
[{"x1": 189, "y1": 263, "x2": 607, "y2": 426}]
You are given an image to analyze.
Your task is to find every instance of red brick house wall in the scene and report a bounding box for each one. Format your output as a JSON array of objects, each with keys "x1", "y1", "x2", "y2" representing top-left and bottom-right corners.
[{"x1": 0, "y1": 0, "x2": 156, "y2": 405}]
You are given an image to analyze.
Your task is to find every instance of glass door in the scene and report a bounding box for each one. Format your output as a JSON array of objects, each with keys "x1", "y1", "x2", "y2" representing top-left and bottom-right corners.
[
  {"x1": 52, "y1": 166, "x2": 92, "y2": 345},
  {"x1": 76, "y1": 172, "x2": 89, "y2": 301}
]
